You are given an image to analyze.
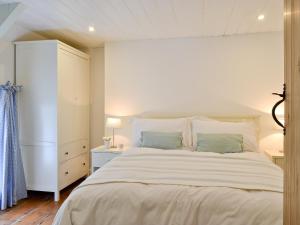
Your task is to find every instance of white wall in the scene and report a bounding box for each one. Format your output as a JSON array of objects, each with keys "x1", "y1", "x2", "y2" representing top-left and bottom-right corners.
[
  {"x1": 90, "y1": 47, "x2": 105, "y2": 148},
  {"x1": 105, "y1": 32, "x2": 284, "y2": 150},
  {"x1": 0, "y1": 25, "x2": 45, "y2": 84}
]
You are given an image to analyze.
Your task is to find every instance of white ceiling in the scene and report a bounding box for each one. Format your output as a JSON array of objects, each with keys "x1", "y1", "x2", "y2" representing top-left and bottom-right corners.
[{"x1": 0, "y1": 0, "x2": 283, "y2": 48}]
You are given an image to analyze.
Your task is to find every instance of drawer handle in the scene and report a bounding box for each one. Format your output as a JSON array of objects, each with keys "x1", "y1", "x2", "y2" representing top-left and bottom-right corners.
[
  {"x1": 82, "y1": 145, "x2": 86, "y2": 149},
  {"x1": 65, "y1": 152, "x2": 69, "y2": 155},
  {"x1": 65, "y1": 171, "x2": 69, "y2": 175},
  {"x1": 82, "y1": 162, "x2": 86, "y2": 166}
]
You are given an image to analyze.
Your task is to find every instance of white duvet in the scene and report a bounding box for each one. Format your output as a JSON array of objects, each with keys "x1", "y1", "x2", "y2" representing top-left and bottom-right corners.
[{"x1": 53, "y1": 148, "x2": 283, "y2": 225}]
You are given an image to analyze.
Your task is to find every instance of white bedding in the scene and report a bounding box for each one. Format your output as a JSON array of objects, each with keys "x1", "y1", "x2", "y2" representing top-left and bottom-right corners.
[{"x1": 53, "y1": 148, "x2": 283, "y2": 225}]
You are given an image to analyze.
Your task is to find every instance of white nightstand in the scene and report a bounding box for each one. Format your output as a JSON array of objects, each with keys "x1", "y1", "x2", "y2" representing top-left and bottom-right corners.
[
  {"x1": 264, "y1": 149, "x2": 284, "y2": 169},
  {"x1": 91, "y1": 146, "x2": 127, "y2": 173}
]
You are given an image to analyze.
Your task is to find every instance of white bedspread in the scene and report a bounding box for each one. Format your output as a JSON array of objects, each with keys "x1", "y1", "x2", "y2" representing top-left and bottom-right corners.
[{"x1": 53, "y1": 148, "x2": 283, "y2": 225}]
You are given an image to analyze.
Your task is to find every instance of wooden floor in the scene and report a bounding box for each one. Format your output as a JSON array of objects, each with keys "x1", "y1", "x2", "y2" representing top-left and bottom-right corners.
[{"x1": 0, "y1": 180, "x2": 81, "y2": 225}]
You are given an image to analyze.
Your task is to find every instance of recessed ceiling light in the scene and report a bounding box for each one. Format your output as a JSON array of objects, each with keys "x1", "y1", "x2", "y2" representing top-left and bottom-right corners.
[
  {"x1": 258, "y1": 14, "x2": 265, "y2": 21},
  {"x1": 89, "y1": 26, "x2": 95, "y2": 32}
]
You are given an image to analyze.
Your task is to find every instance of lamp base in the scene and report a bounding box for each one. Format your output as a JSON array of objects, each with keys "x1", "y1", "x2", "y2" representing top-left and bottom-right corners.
[{"x1": 110, "y1": 146, "x2": 117, "y2": 149}]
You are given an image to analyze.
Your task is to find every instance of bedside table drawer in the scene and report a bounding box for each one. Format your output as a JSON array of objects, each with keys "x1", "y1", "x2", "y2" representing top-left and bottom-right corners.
[
  {"x1": 92, "y1": 152, "x2": 119, "y2": 168},
  {"x1": 274, "y1": 158, "x2": 284, "y2": 169},
  {"x1": 264, "y1": 150, "x2": 284, "y2": 170}
]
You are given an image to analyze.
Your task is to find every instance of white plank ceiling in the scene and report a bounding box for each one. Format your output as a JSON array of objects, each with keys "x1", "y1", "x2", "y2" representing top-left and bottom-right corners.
[{"x1": 0, "y1": 0, "x2": 283, "y2": 48}]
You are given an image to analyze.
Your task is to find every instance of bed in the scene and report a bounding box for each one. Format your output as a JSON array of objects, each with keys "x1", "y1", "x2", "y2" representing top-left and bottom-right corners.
[{"x1": 53, "y1": 147, "x2": 283, "y2": 225}]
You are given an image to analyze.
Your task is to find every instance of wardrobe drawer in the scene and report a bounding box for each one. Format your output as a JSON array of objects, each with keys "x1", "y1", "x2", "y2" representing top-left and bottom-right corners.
[
  {"x1": 59, "y1": 139, "x2": 88, "y2": 162},
  {"x1": 59, "y1": 153, "x2": 88, "y2": 190}
]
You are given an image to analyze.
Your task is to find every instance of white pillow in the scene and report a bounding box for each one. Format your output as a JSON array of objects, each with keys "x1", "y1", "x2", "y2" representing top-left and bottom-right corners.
[
  {"x1": 132, "y1": 118, "x2": 191, "y2": 147},
  {"x1": 192, "y1": 120, "x2": 258, "y2": 152}
]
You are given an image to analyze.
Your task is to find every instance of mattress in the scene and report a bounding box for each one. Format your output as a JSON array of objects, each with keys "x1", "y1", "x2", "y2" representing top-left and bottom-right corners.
[{"x1": 53, "y1": 148, "x2": 283, "y2": 225}]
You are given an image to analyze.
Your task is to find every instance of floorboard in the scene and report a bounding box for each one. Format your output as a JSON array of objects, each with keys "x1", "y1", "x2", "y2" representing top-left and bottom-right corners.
[{"x1": 0, "y1": 179, "x2": 82, "y2": 225}]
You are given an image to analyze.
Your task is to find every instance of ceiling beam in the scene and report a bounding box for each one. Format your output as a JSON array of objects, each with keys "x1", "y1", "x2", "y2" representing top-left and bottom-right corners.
[{"x1": 0, "y1": 3, "x2": 25, "y2": 38}]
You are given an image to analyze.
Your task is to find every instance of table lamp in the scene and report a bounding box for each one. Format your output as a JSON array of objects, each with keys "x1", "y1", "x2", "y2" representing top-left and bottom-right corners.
[{"x1": 106, "y1": 117, "x2": 122, "y2": 148}]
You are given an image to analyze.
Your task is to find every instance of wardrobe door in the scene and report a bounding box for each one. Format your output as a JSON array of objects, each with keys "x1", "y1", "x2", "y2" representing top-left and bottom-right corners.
[
  {"x1": 57, "y1": 49, "x2": 78, "y2": 146},
  {"x1": 75, "y1": 55, "x2": 90, "y2": 142}
]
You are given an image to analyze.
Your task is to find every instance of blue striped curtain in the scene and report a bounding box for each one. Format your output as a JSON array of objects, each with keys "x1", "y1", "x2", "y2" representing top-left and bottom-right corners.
[{"x1": 0, "y1": 82, "x2": 27, "y2": 210}]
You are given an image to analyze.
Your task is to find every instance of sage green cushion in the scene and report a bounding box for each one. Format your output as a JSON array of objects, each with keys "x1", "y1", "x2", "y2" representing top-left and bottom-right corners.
[
  {"x1": 140, "y1": 131, "x2": 183, "y2": 149},
  {"x1": 196, "y1": 133, "x2": 243, "y2": 153}
]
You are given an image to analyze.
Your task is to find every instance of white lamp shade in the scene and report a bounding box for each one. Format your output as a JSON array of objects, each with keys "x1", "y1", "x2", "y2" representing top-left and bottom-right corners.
[{"x1": 106, "y1": 117, "x2": 122, "y2": 128}]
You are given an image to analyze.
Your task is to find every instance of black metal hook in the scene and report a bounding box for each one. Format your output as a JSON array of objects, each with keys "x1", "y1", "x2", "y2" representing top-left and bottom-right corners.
[{"x1": 272, "y1": 84, "x2": 286, "y2": 135}]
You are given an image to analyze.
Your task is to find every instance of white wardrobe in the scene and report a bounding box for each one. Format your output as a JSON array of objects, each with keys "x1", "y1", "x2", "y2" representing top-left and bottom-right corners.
[{"x1": 16, "y1": 40, "x2": 90, "y2": 201}]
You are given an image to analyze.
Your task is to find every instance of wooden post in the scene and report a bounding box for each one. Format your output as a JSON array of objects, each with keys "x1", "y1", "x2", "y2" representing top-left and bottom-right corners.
[{"x1": 284, "y1": 0, "x2": 300, "y2": 224}]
